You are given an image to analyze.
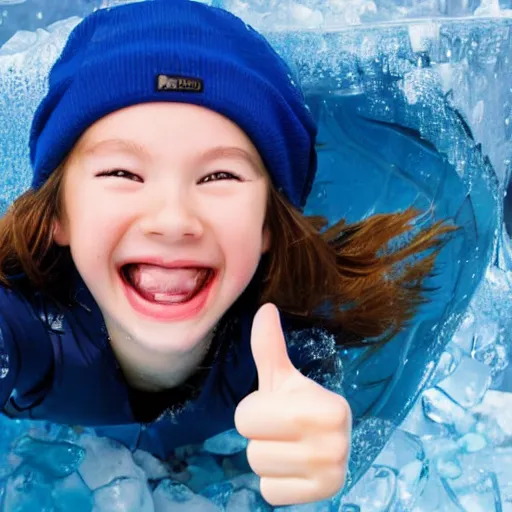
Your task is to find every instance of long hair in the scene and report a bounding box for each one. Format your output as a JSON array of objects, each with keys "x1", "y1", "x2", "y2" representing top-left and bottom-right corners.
[
  {"x1": 261, "y1": 188, "x2": 453, "y2": 344},
  {"x1": 0, "y1": 165, "x2": 453, "y2": 346}
]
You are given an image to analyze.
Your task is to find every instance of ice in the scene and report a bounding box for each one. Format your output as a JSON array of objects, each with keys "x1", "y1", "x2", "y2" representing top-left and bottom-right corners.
[
  {"x1": 408, "y1": 21, "x2": 440, "y2": 53},
  {"x1": 93, "y1": 477, "x2": 154, "y2": 512},
  {"x1": 374, "y1": 428, "x2": 425, "y2": 469},
  {"x1": 1, "y1": 0, "x2": 512, "y2": 511},
  {"x1": 430, "y1": 344, "x2": 463, "y2": 386},
  {"x1": 342, "y1": 465, "x2": 398, "y2": 511},
  {"x1": 51, "y1": 473, "x2": 93, "y2": 512},
  {"x1": 472, "y1": 389, "x2": 512, "y2": 440},
  {"x1": 228, "y1": 472, "x2": 260, "y2": 490},
  {"x1": 422, "y1": 388, "x2": 477, "y2": 434},
  {"x1": 152, "y1": 481, "x2": 219, "y2": 511},
  {"x1": 186, "y1": 454, "x2": 226, "y2": 492},
  {"x1": 460, "y1": 447, "x2": 512, "y2": 503},
  {"x1": 200, "y1": 481, "x2": 235, "y2": 509},
  {"x1": 203, "y1": 429, "x2": 248, "y2": 456},
  {"x1": 400, "y1": 396, "x2": 450, "y2": 438},
  {"x1": 0, "y1": 29, "x2": 47, "y2": 57},
  {"x1": 132, "y1": 450, "x2": 171, "y2": 481},
  {"x1": 436, "y1": 355, "x2": 493, "y2": 408},
  {"x1": 448, "y1": 471, "x2": 502, "y2": 512},
  {"x1": 287, "y1": 3, "x2": 323, "y2": 28},
  {"x1": 437, "y1": 457, "x2": 463, "y2": 479},
  {"x1": 457, "y1": 433, "x2": 488, "y2": 453},
  {"x1": 76, "y1": 435, "x2": 147, "y2": 491},
  {"x1": 2, "y1": 467, "x2": 54, "y2": 512},
  {"x1": 12, "y1": 436, "x2": 85, "y2": 480},
  {"x1": 373, "y1": 429, "x2": 429, "y2": 506},
  {"x1": 225, "y1": 488, "x2": 272, "y2": 511},
  {"x1": 475, "y1": 0, "x2": 504, "y2": 17},
  {"x1": 397, "y1": 459, "x2": 429, "y2": 507}
]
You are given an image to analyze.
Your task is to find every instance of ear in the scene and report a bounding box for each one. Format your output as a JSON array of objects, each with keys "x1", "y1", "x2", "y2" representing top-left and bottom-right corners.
[
  {"x1": 261, "y1": 224, "x2": 271, "y2": 254},
  {"x1": 52, "y1": 218, "x2": 70, "y2": 247}
]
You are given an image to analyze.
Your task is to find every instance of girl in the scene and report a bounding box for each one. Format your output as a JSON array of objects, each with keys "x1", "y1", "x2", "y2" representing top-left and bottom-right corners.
[{"x1": 0, "y1": 0, "x2": 451, "y2": 506}]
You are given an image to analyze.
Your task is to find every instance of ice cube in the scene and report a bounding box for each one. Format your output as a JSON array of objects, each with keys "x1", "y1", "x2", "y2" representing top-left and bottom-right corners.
[
  {"x1": 374, "y1": 429, "x2": 425, "y2": 470},
  {"x1": 2, "y1": 465, "x2": 54, "y2": 512},
  {"x1": 400, "y1": 398, "x2": 449, "y2": 438},
  {"x1": 225, "y1": 488, "x2": 272, "y2": 511},
  {"x1": 200, "y1": 481, "x2": 234, "y2": 509},
  {"x1": 453, "y1": 446, "x2": 512, "y2": 503},
  {"x1": 437, "y1": 355, "x2": 492, "y2": 408},
  {"x1": 203, "y1": 429, "x2": 248, "y2": 456},
  {"x1": 472, "y1": 390, "x2": 512, "y2": 440},
  {"x1": 228, "y1": 472, "x2": 260, "y2": 493},
  {"x1": 76, "y1": 435, "x2": 146, "y2": 491},
  {"x1": 448, "y1": 471, "x2": 502, "y2": 512},
  {"x1": 186, "y1": 454, "x2": 225, "y2": 493},
  {"x1": 51, "y1": 473, "x2": 93, "y2": 512},
  {"x1": 93, "y1": 477, "x2": 154, "y2": 512},
  {"x1": 13, "y1": 435, "x2": 85, "y2": 480},
  {"x1": 152, "y1": 480, "x2": 219, "y2": 511},
  {"x1": 436, "y1": 457, "x2": 463, "y2": 479},
  {"x1": 341, "y1": 465, "x2": 398, "y2": 511},
  {"x1": 452, "y1": 311, "x2": 477, "y2": 355},
  {"x1": 421, "y1": 388, "x2": 477, "y2": 434},
  {"x1": 421, "y1": 436, "x2": 459, "y2": 461},
  {"x1": 411, "y1": 466, "x2": 466, "y2": 511},
  {"x1": 457, "y1": 433, "x2": 487, "y2": 453},
  {"x1": 340, "y1": 506, "x2": 360, "y2": 512},
  {"x1": 430, "y1": 345, "x2": 463, "y2": 385},
  {"x1": 133, "y1": 450, "x2": 171, "y2": 481},
  {"x1": 397, "y1": 459, "x2": 429, "y2": 507}
]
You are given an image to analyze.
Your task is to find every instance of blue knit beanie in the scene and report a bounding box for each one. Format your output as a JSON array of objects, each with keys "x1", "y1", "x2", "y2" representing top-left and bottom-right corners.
[{"x1": 29, "y1": 0, "x2": 317, "y2": 208}]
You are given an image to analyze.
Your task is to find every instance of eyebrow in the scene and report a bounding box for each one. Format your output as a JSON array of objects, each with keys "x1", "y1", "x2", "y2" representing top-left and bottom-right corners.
[{"x1": 80, "y1": 138, "x2": 265, "y2": 173}]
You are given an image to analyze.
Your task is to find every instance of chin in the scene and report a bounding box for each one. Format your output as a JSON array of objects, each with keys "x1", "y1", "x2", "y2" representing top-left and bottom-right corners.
[{"x1": 121, "y1": 322, "x2": 212, "y2": 354}]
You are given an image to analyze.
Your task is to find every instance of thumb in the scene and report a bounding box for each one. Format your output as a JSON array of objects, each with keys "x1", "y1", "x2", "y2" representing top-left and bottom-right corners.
[{"x1": 251, "y1": 303, "x2": 297, "y2": 392}]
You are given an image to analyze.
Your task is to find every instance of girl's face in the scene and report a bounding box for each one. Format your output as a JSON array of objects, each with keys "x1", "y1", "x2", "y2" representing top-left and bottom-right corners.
[{"x1": 55, "y1": 102, "x2": 270, "y2": 358}]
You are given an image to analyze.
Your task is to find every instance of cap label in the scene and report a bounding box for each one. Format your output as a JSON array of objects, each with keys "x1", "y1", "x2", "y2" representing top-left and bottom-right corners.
[{"x1": 156, "y1": 75, "x2": 204, "y2": 93}]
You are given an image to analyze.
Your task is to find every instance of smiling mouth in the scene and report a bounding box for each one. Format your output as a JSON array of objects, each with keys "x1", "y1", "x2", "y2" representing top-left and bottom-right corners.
[{"x1": 121, "y1": 264, "x2": 215, "y2": 305}]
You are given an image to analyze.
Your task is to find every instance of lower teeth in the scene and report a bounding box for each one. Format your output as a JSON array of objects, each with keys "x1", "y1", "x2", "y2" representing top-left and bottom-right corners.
[
  {"x1": 152, "y1": 291, "x2": 195, "y2": 304},
  {"x1": 128, "y1": 270, "x2": 211, "y2": 304}
]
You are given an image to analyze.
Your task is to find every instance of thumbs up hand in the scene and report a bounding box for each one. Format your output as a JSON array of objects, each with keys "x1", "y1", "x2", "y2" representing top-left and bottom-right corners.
[{"x1": 234, "y1": 303, "x2": 352, "y2": 507}]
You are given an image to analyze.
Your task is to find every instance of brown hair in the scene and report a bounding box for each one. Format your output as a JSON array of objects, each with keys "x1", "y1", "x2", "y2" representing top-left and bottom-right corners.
[
  {"x1": 260, "y1": 188, "x2": 454, "y2": 345},
  {"x1": 0, "y1": 165, "x2": 454, "y2": 346}
]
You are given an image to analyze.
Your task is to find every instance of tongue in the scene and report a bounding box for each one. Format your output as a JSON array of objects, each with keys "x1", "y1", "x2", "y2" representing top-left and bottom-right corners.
[{"x1": 126, "y1": 265, "x2": 209, "y2": 304}]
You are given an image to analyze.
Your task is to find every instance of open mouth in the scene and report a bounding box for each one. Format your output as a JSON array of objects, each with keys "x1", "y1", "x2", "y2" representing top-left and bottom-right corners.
[{"x1": 120, "y1": 264, "x2": 215, "y2": 306}]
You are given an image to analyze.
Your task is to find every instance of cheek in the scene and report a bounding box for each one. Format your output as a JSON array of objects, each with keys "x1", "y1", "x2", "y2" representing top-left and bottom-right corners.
[
  {"x1": 66, "y1": 201, "x2": 127, "y2": 265},
  {"x1": 218, "y1": 210, "x2": 267, "y2": 285}
]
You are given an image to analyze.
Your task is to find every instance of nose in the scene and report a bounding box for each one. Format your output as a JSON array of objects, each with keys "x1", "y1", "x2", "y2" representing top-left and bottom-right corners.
[{"x1": 138, "y1": 191, "x2": 204, "y2": 241}]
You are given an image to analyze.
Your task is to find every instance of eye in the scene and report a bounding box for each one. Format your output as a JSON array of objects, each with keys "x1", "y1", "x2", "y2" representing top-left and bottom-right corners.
[
  {"x1": 96, "y1": 169, "x2": 143, "y2": 182},
  {"x1": 199, "y1": 171, "x2": 241, "y2": 184}
]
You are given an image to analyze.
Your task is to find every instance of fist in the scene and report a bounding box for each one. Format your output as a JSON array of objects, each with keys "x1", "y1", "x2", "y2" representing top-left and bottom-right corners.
[{"x1": 234, "y1": 303, "x2": 352, "y2": 506}]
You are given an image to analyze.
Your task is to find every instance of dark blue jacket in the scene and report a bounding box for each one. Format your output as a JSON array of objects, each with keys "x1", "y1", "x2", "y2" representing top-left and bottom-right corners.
[{"x1": 0, "y1": 278, "x2": 343, "y2": 459}]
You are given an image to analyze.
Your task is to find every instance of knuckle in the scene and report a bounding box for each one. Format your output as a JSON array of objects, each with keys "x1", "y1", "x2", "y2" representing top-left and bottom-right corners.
[
  {"x1": 330, "y1": 397, "x2": 351, "y2": 428},
  {"x1": 329, "y1": 435, "x2": 349, "y2": 465},
  {"x1": 245, "y1": 440, "x2": 258, "y2": 466},
  {"x1": 320, "y1": 468, "x2": 347, "y2": 498}
]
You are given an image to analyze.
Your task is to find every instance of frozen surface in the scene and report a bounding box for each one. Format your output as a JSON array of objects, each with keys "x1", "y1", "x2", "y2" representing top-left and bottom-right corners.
[{"x1": 0, "y1": 0, "x2": 511, "y2": 510}]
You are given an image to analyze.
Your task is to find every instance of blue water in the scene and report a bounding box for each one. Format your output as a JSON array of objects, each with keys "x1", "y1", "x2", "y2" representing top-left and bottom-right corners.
[{"x1": 0, "y1": 1, "x2": 511, "y2": 510}]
